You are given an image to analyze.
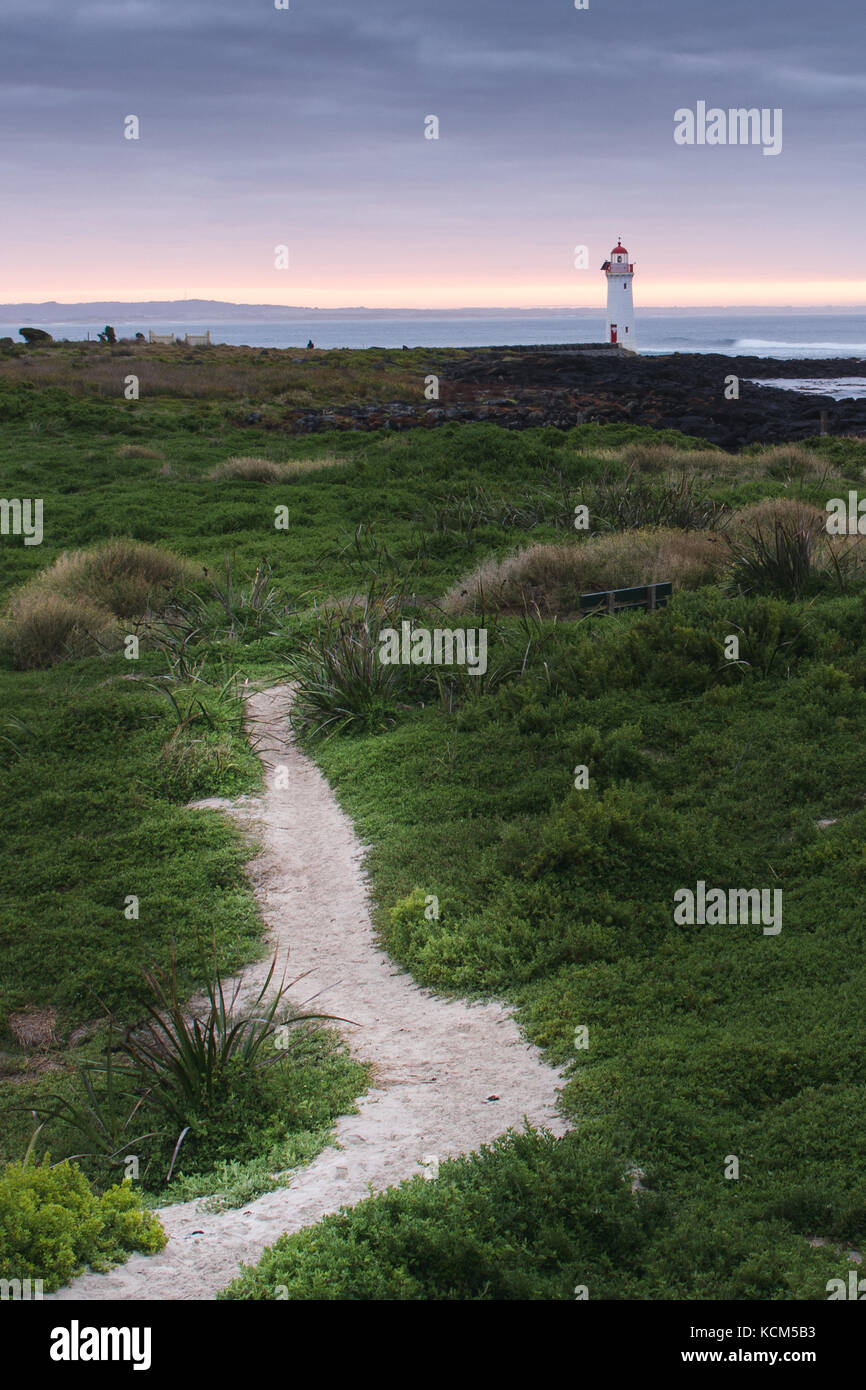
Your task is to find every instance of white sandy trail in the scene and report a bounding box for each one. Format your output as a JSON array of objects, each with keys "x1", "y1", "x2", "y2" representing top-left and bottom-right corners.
[{"x1": 52, "y1": 686, "x2": 567, "y2": 1301}]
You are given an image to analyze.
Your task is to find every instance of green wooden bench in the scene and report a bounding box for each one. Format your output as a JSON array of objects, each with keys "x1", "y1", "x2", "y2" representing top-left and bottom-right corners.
[{"x1": 579, "y1": 581, "x2": 672, "y2": 616}]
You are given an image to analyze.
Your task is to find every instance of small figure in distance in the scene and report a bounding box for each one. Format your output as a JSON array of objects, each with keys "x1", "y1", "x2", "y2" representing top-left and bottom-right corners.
[{"x1": 306, "y1": 339, "x2": 314, "y2": 349}]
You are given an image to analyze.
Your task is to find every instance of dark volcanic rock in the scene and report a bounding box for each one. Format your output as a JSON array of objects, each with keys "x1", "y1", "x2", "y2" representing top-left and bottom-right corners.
[{"x1": 269, "y1": 346, "x2": 866, "y2": 448}]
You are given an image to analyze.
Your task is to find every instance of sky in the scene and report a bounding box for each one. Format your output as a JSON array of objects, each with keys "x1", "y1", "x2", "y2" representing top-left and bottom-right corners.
[{"x1": 2, "y1": 0, "x2": 865, "y2": 309}]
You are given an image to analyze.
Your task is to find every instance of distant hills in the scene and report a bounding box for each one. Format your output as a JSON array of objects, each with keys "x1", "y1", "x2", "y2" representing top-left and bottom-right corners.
[
  {"x1": 1, "y1": 300, "x2": 863, "y2": 325},
  {"x1": 0, "y1": 301, "x2": 601, "y2": 324}
]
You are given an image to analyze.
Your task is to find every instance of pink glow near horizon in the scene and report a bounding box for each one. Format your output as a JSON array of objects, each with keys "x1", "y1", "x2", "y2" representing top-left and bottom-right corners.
[
  {"x1": 5, "y1": 213, "x2": 866, "y2": 311},
  {"x1": 6, "y1": 267, "x2": 866, "y2": 313}
]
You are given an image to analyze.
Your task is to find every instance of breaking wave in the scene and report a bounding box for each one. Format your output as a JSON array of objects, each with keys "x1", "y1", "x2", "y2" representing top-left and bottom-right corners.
[
  {"x1": 736, "y1": 338, "x2": 866, "y2": 354},
  {"x1": 748, "y1": 377, "x2": 866, "y2": 399}
]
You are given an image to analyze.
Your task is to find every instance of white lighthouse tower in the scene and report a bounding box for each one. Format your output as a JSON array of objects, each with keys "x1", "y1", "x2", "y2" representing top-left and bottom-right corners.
[{"x1": 602, "y1": 239, "x2": 636, "y2": 348}]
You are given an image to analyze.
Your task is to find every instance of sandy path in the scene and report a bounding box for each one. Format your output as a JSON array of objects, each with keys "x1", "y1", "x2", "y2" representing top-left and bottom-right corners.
[{"x1": 52, "y1": 686, "x2": 567, "y2": 1301}]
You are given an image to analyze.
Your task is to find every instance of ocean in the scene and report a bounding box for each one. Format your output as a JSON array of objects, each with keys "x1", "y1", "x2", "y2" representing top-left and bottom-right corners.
[{"x1": 3, "y1": 312, "x2": 866, "y2": 359}]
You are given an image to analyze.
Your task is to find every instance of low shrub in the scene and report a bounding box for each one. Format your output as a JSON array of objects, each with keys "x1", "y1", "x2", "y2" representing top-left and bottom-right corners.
[
  {"x1": 385, "y1": 881, "x2": 621, "y2": 993},
  {"x1": 219, "y1": 1129, "x2": 666, "y2": 1300},
  {"x1": 156, "y1": 732, "x2": 247, "y2": 800},
  {"x1": 220, "y1": 1124, "x2": 837, "y2": 1300},
  {"x1": 0, "y1": 1160, "x2": 165, "y2": 1291},
  {"x1": 142, "y1": 1039, "x2": 357, "y2": 1181}
]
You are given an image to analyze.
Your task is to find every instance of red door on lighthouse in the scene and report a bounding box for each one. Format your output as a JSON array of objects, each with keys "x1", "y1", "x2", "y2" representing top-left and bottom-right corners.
[{"x1": 610, "y1": 324, "x2": 618, "y2": 344}]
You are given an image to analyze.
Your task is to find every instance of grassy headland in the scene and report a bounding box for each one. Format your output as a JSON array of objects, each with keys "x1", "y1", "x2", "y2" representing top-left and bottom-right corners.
[{"x1": 2, "y1": 341, "x2": 865, "y2": 1293}]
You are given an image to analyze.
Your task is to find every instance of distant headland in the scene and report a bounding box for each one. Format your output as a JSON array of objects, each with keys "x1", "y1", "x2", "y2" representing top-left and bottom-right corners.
[{"x1": 1, "y1": 300, "x2": 865, "y2": 324}]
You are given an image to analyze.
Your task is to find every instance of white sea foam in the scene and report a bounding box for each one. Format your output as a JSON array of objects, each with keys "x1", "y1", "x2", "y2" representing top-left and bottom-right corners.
[
  {"x1": 736, "y1": 339, "x2": 866, "y2": 355},
  {"x1": 747, "y1": 377, "x2": 866, "y2": 399}
]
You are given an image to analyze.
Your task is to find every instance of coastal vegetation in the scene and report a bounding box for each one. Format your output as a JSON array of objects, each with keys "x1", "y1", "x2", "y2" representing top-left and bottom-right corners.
[
  {"x1": 0, "y1": 336, "x2": 440, "y2": 408},
  {"x1": 1, "y1": 345, "x2": 865, "y2": 1294},
  {"x1": 0, "y1": 1159, "x2": 165, "y2": 1291}
]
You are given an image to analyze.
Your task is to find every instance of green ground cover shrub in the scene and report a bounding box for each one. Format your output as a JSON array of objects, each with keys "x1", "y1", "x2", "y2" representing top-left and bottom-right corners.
[
  {"x1": 0, "y1": 1160, "x2": 165, "y2": 1291},
  {"x1": 3, "y1": 378, "x2": 866, "y2": 1297},
  {"x1": 287, "y1": 586, "x2": 866, "y2": 1296},
  {"x1": 220, "y1": 1128, "x2": 838, "y2": 1301},
  {"x1": 0, "y1": 664, "x2": 263, "y2": 1028}
]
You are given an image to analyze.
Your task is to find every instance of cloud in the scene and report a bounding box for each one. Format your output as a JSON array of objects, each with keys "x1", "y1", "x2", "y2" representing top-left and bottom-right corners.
[{"x1": 2, "y1": 0, "x2": 865, "y2": 303}]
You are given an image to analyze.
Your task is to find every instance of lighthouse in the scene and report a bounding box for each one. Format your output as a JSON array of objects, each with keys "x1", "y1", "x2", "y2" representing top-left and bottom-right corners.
[{"x1": 601, "y1": 239, "x2": 636, "y2": 348}]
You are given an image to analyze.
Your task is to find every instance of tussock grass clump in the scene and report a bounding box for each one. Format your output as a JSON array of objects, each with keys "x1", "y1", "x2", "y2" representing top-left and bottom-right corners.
[
  {"x1": 604, "y1": 442, "x2": 840, "y2": 485},
  {"x1": 618, "y1": 442, "x2": 725, "y2": 474},
  {"x1": 445, "y1": 528, "x2": 725, "y2": 616},
  {"x1": 208, "y1": 455, "x2": 344, "y2": 482},
  {"x1": 729, "y1": 498, "x2": 826, "y2": 536},
  {"x1": 156, "y1": 734, "x2": 243, "y2": 801},
  {"x1": 116, "y1": 444, "x2": 165, "y2": 460},
  {"x1": 0, "y1": 588, "x2": 121, "y2": 668},
  {"x1": 34, "y1": 943, "x2": 354, "y2": 1190},
  {"x1": 290, "y1": 589, "x2": 418, "y2": 740},
  {"x1": 41, "y1": 539, "x2": 195, "y2": 619},
  {"x1": 747, "y1": 443, "x2": 842, "y2": 481},
  {"x1": 727, "y1": 499, "x2": 866, "y2": 598},
  {"x1": 0, "y1": 539, "x2": 195, "y2": 667},
  {"x1": 209, "y1": 456, "x2": 286, "y2": 482},
  {"x1": 591, "y1": 469, "x2": 727, "y2": 532}
]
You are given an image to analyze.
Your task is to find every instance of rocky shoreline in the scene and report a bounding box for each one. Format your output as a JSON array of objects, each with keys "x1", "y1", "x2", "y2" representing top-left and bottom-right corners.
[{"x1": 255, "y1": 347, "x2": 866, "y2": 449}]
